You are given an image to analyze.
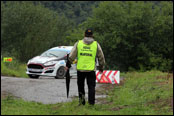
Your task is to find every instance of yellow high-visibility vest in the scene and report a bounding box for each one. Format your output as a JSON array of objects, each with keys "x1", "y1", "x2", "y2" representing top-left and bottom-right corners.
[{"x1": 77, "y1": 40, "x2": 97, "y2": 71}]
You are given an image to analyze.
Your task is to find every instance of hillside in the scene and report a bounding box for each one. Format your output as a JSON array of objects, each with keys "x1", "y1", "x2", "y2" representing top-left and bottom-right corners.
[{"x1": 39, "y1": 1, "x2": 100, "y2": 26}]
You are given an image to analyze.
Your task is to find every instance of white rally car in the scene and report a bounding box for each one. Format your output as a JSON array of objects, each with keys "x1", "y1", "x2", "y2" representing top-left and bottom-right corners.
[{"x1": 26, "y1": 46, "x2": 77, "y2": 79}]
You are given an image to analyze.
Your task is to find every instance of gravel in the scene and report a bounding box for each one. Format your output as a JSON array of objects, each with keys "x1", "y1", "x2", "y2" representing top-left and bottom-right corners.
[{"x1": 1, "y1": 76, "x2": 106, "y2": 104}]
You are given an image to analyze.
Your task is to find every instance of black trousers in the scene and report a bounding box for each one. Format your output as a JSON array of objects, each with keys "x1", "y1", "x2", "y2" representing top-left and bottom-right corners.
[{"x1": 77, "y1": 71, "x2": 96, "y2": 105}]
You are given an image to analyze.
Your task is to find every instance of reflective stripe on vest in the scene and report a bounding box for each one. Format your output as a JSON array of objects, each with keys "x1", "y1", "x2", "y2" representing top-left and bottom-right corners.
[{"x1": 77, "y1": 40, "x2": 97, "y2": 71}]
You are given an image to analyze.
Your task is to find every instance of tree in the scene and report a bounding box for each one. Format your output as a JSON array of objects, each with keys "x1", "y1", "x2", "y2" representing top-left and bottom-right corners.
[
  {"x1": 67, "y1": 1, "x2": 173, "y2": 72},
  {"x1": 1, "y1": 1, "x2": 71, "y2": 62}
]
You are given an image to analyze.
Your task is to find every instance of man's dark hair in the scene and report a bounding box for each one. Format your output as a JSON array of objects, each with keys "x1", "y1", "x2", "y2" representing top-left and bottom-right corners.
[{"x1": 85, "y1": 29, "x2": 93, "y2": 37}]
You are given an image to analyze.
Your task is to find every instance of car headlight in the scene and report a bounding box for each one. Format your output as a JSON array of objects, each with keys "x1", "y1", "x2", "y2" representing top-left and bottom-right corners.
[
  {"x1": 44, "y1": 61, "x2": 57, "y2": 66},
  {"x1": 27, "y1": 60, "x2": 31, "y2": 65}
]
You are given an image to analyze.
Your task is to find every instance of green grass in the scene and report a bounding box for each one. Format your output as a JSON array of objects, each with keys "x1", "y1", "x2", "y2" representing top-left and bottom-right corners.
[
  {"x1": 108, "y1": 70, "x2": 173, "y2": 115},
  {"x1": 1, "y1": 60, "x2": 28, "y2": 78},
  {"x1": 1, "y1": 70, "x2": 173, "y2": 115}
]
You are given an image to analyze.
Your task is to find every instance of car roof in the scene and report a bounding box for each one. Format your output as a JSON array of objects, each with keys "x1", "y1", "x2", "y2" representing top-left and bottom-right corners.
[{"x1": 48, "y1": 46, "x2": 73, "y2": 53}]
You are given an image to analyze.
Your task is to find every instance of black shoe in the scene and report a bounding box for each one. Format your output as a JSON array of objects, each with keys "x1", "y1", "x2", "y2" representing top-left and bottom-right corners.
[
  {"x1": 87, "y1": 103, "x2": 95, "y2": 109},
  {"x1": 79, "y1": 98, "x2": 85, "y2": 106},
  {"x1": 78, "y1": 103, "x2": 85, "y2": 106},
  {"x1": 89, "y1": 103, "x2": 94, "y2": 106}
]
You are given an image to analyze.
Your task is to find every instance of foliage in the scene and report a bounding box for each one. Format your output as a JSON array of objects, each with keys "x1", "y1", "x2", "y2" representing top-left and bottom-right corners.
[
  {"x1": 1, "y1": 1, "x2": 173, "y2": 72},
  {"x1": 68, "y1": 1, "x2": 173, "y2": 72},
  {"x1": 1, "y1": 60, "x2": 28, "y2": 78},
  {"x1": 110, "y1": 71, "x2": 173, "y2": 115},
  {"x1": 39, "y1": 1, "x2": 100, "y2": 26},
  {"x1": 1, "y1": 96, "x2": 53, "y2": 115},
  {"x1": 1, "y1": 1, "x2": 71, "y2": 62}
]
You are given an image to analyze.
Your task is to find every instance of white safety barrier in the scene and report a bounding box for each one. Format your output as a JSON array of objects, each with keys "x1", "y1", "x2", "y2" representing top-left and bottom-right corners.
[{"x1": 96, "y1": 70, "x2": 120, "y2": 84}]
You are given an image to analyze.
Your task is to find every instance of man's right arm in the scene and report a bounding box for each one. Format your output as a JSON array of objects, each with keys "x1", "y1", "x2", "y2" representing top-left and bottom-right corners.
[{"x1": 96, "y1": 43, "x2": 105, "y2": 72}]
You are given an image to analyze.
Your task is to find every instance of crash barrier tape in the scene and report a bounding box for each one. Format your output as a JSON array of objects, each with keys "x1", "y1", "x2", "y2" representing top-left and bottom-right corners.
[{"x1": 96, "y1": 70, "x2": 120, "y2": 84}]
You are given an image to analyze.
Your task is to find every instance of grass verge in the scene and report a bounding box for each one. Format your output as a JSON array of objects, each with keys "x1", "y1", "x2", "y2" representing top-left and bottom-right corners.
[
  {"x1": 1, "y1": 60, "x2": 28, "y2": 78},
  {"x1": 1, "y1": 71, "x2": 173, "y2": 115}
]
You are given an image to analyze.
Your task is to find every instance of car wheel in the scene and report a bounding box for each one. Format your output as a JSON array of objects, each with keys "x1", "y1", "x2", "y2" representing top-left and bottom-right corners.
[
  {"x1": 28, "y1": 74, "x2": 39, "y2": 79},
  {"x1": 55, "y1": 66, "x2": 66, "y2": 79}
]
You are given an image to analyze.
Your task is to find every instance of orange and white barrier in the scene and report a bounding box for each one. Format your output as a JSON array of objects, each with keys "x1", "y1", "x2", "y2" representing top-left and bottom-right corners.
[{"x1": 96, "y1": 70, "x2": 120, "y2": 84}]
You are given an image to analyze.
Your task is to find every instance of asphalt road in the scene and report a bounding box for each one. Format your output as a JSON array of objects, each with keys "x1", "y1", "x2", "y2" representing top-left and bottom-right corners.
[{"x1": 1, "y1": 76, "x2": 107, "y2": 104}]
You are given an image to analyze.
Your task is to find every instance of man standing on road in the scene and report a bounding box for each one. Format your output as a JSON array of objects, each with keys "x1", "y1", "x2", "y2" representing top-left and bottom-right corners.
[{"x1": 66, "y1": 29, "x2": 105, "y2": 106}]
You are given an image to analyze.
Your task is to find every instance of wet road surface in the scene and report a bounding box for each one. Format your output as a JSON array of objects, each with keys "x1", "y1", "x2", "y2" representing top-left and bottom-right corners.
[{"x1": 1, "y1": 76, "x2": 107, "y2": 104}]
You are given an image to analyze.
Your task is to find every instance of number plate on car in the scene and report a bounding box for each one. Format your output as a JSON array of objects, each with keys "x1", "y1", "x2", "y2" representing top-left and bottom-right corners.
[{"x1": 28, "y1": 68, "x2": 42, "y2": 72}]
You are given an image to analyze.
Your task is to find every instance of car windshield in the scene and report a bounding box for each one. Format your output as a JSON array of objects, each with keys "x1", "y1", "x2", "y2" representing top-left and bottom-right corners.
[{"x1": 40, "y1": 50, "x2": 67, "y2": 58}]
